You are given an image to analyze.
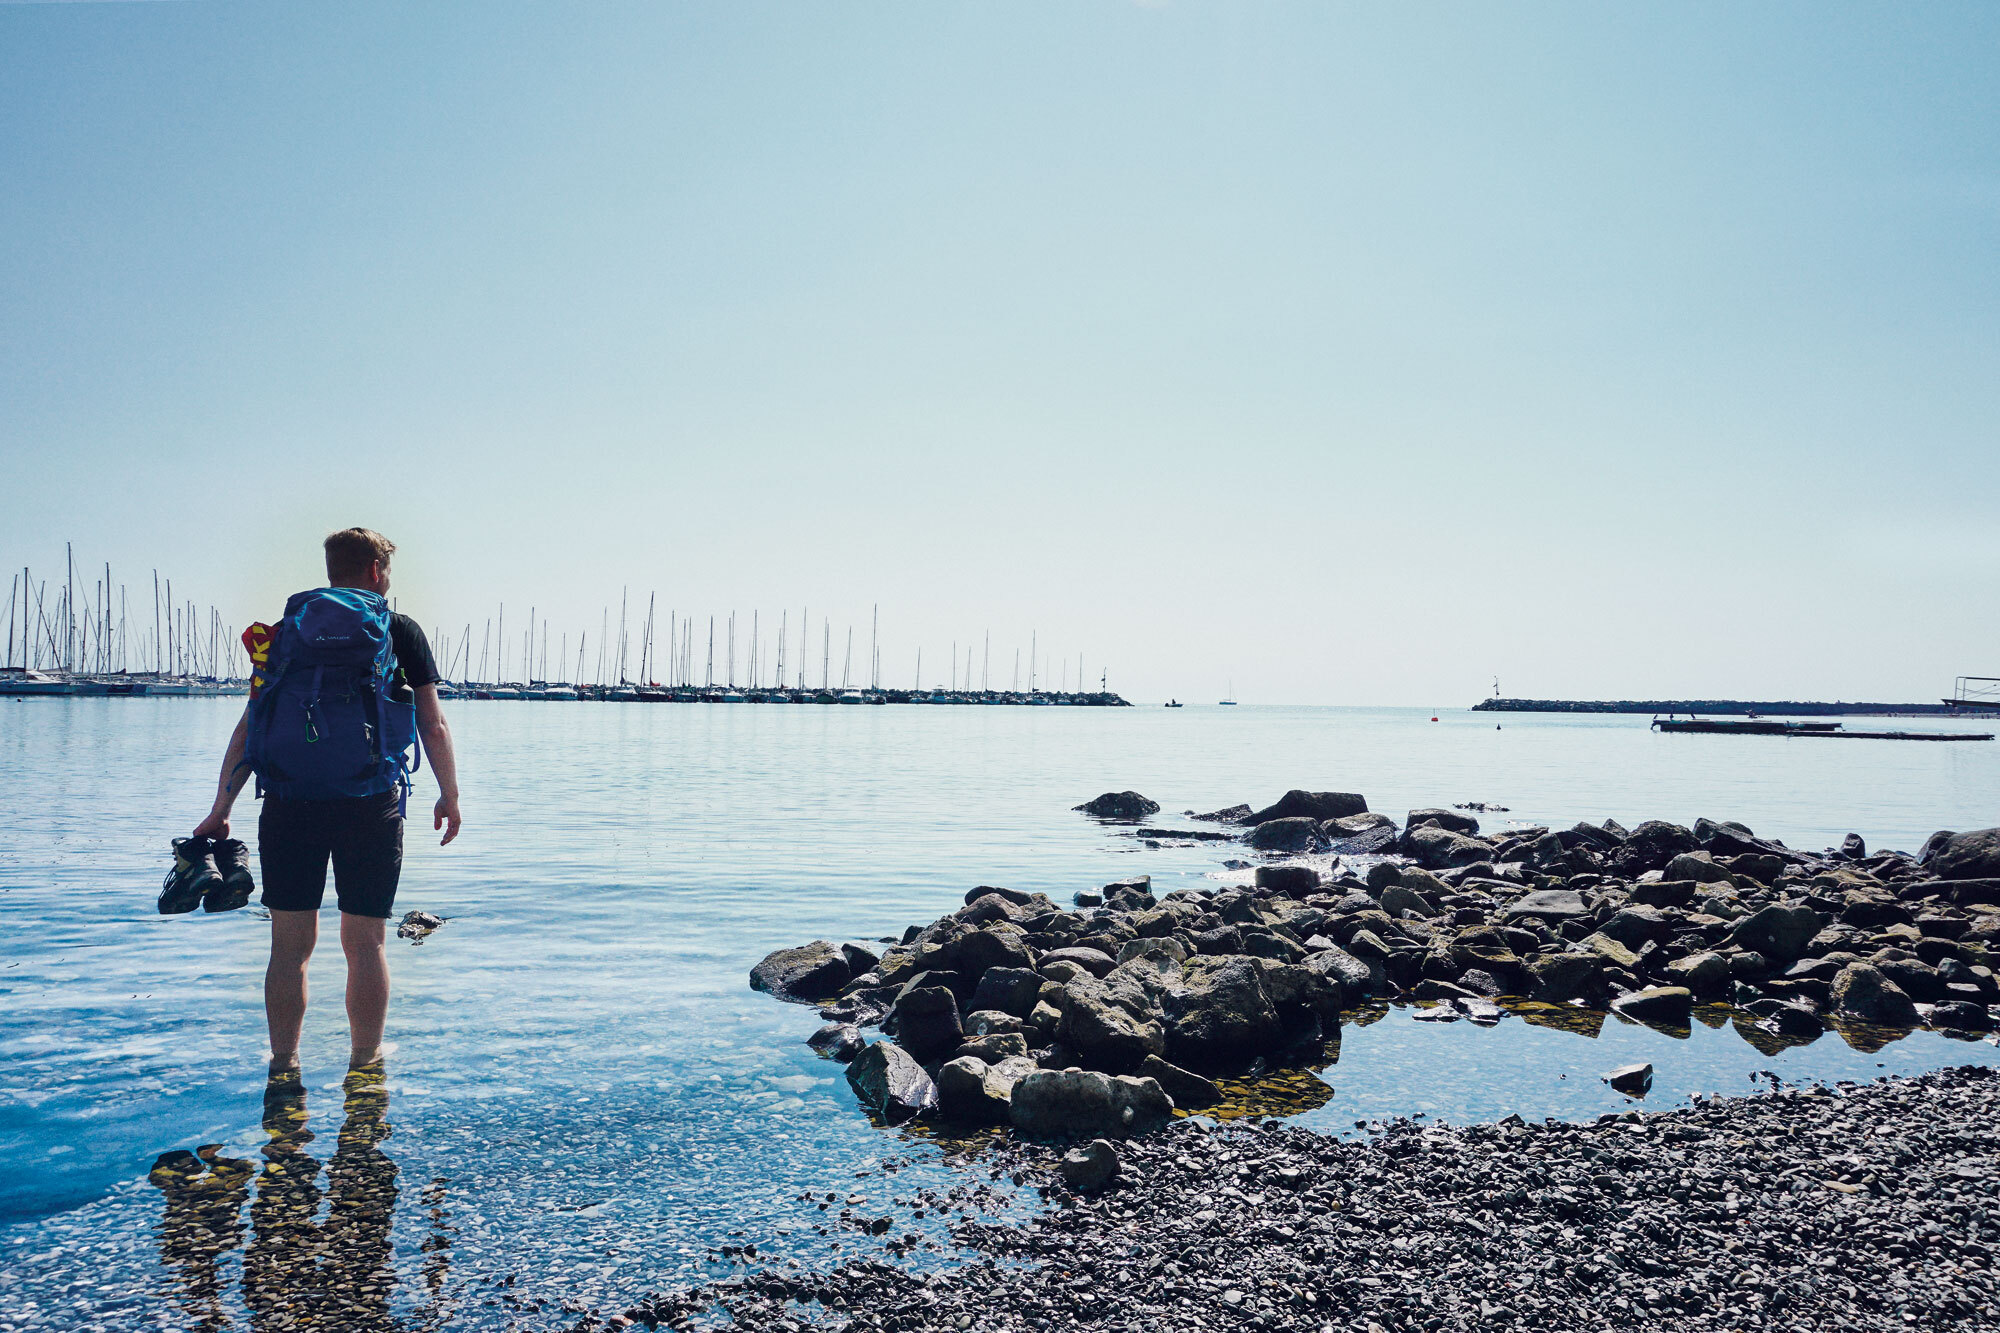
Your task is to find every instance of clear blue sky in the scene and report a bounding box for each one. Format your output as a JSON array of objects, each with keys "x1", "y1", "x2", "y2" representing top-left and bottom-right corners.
[{"x1": 3, "y1": 2, "x2": 1995, "y2": 701}]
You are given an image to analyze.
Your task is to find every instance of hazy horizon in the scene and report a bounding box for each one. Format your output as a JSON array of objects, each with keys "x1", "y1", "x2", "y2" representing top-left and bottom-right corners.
[{"x1": 5, "y1": 3, "x2": 1996, "y2": 705}]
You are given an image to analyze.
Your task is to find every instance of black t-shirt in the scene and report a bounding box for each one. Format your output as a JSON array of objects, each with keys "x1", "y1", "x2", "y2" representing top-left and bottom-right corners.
[{"x1": 390, "y1": 614, "x2": 440, "y2": 691}]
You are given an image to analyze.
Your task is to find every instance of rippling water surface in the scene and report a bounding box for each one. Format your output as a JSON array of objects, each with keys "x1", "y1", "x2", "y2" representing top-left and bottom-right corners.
[{"x1": 3, "y1": 699, "x2": 1997, "y2": 1330}]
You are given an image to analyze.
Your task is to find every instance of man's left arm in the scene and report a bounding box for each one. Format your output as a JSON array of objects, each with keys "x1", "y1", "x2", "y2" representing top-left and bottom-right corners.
[{"x1": 416, "y1": 685, "x2": 462, "y2": 845}]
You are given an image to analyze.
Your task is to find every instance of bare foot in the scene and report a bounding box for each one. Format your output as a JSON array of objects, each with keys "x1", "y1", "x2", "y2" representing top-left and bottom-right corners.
[
  {"x1": 269, "y1": 1052, "x2": 301, "y2": 1074},
  {"x1": 348, "y1": 1046, "x2": 382, "y2": 1070}
]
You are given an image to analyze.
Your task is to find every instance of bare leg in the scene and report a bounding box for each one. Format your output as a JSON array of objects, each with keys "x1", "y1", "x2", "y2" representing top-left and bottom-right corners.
[
  {"x1": 340, "y1": 912, "x2": 390, "y2": 1068},
  {"x1": 266, "y1": 910, "x2": 318, "y2": 1071}
]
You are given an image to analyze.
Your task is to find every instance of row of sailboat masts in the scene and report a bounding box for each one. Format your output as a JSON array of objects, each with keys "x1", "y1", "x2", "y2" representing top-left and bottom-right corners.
[
  {"x1": 437, "y1": 600, "x2": 1106, "y2": 694},
  {"x1": 4, "y1": 545, "x2": 238, "y2": 679}
]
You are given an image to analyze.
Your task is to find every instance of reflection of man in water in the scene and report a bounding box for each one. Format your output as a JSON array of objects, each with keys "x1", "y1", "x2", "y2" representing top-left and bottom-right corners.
[
  {"x1": 153, "y1": 1067, "x2": 449, "y2": 1331},
  {"x1": 243, "y1": 1067, "x2": 324, "y2": 1326},
  {"x1": 318, "y1": 1064, "x2": 401, "y2": 1330},
  {"x1": 245, "y1": 1066, "x2": 402, "y2": 1331},
  {"x1": 149, "y1": 1143, "x2": 253, "y2": 1331}
]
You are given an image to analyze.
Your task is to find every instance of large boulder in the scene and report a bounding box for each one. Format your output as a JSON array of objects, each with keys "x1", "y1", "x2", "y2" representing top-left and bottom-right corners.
[
  {"x1": 1058, "y1": 974, "x2": 1167, "y2": 1070},
  {"x1": 1400, "y1": 825, "x2": 1495, "y2": 870},
  {"x1": 1830, "y1": 963, "x2": 1919, "y2": 1026},
  {"x1": 1254, "y1": 863, "x2": 1320, "y2": 896},
  {"x1": 1580, "y1": 932, "x2": 1642, "y2": 971},
  {"x1": 1664, "y1": 851, "x2": 1731, "y2": 884},
  {"x1": 957, "y1": 893, "x2": 1038, "y2": 927},
  {"x1": 1302, "y1": 945, "x2": 1374, "y2": 1005},
  {"x1": 1009, "y1": 1069, "x2": 1174, "y2": 1139},
  {"x1": 1597, "y1": 905, "x2": 1675, "y2": 949},
  {"x1": 1502, "y1": 888, "x2": 1589, "y2": 923},
  {"x1": 935, "y1": 1054, "x2": 1037, "y2": 1123},
  {"x1": 1379, "y1": 883, "x2": 1437, "y2": 919},
  {"x1": 1042, "y1": 946, "x2": 1118, "y2": 978},
  {"x1": 1406, "y1": 808, "x2": 1479, "y2": 835},
  {"x1": 1327, "y1": 812, "x2": 1396, "y2": 836},
  {"x1": 955, "y1": 925, "x2": 1034, "y2": 974},
  {"x1": 884, "y1": 986, "x2": 964, "y2": 1062},
  {"x1": 1930, "y1": 829, "x2": 2000, "y2": 881},
  {"x1": 1162, "y1": 955, "x2": 1284, "y2": 1069},
  {"x1": 1101, "y1": 877, "x2": 1157, "y2": 910},
  {"x1": 750, "y1": 941, "x2": 851, "y2": 1002},
  {"x1": 1245, "y1": 790, "x2": 1368, "y2": 826},
  {"x1": 846, "y1": 1041, "x2": 938, "y2": 1123},
  {"x1": 1693, "y1": 818, "x2": 1765, "y2": 858},
  {"x1": 1074, "y1": 791, "x2": 1160, "y2": 821},
  {"x1": 969, "y1": 966, "x2": 1044, "y2": 1018},
  {"x1": 1527, "y1": 953, "x2": 1603, "y2": 1002},
  {"x1": 1244, "y1": 817, "x2": 1322, "y2": 853},
  {"x1": 1665, "y1": 951, "x2": 1731, "y2": 1000},
  {"x1": 1619, "y1": 820, "x2": 1698, "y2": 871},
  {"x1": 1326, "y1": 822, "x2": 1399, "y2": 854},
  {"x1": 1728, "y1": 903, "x2": 1822, "y2": 963},
  {"x1": 1631, "y1": 879, "x2": 1698, "y2": 909}
]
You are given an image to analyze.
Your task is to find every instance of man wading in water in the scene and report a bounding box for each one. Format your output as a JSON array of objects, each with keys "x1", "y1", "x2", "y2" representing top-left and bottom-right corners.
[{"x1": 188, "y1": 528, "x2": 462, "y2": 1075}]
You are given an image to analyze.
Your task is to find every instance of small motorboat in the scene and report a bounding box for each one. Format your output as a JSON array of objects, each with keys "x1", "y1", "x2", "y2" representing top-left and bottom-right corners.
[{"x1": 1164, "y1": 699, "x2": 1182, "y2": 708}]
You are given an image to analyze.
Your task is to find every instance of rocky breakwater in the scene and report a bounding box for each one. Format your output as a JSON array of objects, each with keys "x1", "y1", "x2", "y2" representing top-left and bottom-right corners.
[{"x1": 749, "y1": 793, "x2": 2000, "y2": 1140}]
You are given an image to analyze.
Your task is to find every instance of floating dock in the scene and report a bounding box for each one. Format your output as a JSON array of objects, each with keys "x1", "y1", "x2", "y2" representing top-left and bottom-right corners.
[{"x1": 1652, "y1": 718, "x2": 1991, "y2": 742}]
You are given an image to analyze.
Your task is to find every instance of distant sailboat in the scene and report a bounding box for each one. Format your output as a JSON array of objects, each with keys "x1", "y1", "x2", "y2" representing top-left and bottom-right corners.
[{"x1": 1219, "y1": 678, "x2": 1238, "y2": 706}]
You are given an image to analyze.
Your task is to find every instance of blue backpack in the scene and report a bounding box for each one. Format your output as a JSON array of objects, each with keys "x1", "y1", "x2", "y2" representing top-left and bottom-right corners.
[{"x1": 243, "y1": 588, "x2": 420, "y2": 806}]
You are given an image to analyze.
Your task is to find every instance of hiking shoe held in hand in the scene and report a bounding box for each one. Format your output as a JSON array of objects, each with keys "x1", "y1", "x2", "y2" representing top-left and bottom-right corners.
[
  {"x1": 204, "y1": 838, "x2": 256, "y2": 912},
  {"x1": 159, "y1": 837, "x2": 222, "y2": 915}
]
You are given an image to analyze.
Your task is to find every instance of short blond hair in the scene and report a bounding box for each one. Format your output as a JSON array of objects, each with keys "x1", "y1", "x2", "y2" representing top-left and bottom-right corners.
[{"x1": 324, "y1": 528, "x2": 396, "y2": 582}]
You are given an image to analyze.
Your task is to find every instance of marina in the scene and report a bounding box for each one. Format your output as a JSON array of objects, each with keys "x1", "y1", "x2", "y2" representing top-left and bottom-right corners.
[{"x1": 5, "y1": 548, "x2": 1129, "y2": 706}]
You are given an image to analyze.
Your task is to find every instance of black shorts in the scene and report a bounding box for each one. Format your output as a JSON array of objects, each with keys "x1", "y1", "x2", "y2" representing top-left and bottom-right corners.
[{"x1": 258, "y1": 791, "x2": 404, "y2": 919}]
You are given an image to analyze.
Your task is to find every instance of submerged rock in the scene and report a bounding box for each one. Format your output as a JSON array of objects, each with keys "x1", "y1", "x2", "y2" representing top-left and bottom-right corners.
[
  {"x1": 1244, "y1": 790, "x2": 1367, "y2": 825},
  {"x1": 1406, "y1": 807, "x2": 1478, "y2": 835},
  {"x1": 396, "y1": 910, "x2": 446, "y2": 944},
  {"x1": 1074, "y1": 791, "x2": 1161, "y2": 821},
  {"x1": 1930, "y1": 827, "x2": 2000, "y2": 880}
]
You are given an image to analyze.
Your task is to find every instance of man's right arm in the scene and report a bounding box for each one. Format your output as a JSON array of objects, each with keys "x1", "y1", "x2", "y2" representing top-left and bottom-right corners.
[{"x1": 191, "y1": 705, "x2": 252, "y2": 841}]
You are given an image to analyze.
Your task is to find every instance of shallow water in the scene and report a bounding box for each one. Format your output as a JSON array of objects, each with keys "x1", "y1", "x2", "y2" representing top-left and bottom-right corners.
[{"x1": 2, "y1": 699, "x2": 1996, "y2": 1330}]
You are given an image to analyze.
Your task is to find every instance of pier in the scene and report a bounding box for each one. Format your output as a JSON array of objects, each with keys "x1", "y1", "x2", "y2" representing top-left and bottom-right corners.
[{"x1": 1477, "y1": 696, "x2": 2000, "y2": 718}]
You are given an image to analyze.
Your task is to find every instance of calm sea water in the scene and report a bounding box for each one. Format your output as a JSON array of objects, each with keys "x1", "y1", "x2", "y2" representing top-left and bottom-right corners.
[{"x1": 2, "y1": 699, "x2": 1996, "y2": 1330}]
